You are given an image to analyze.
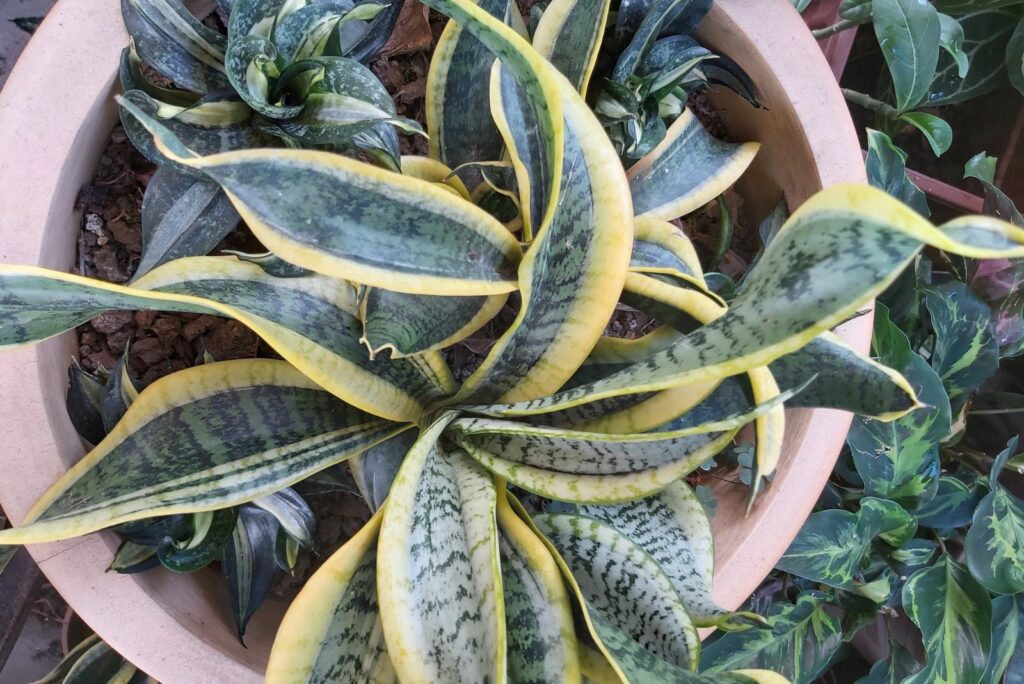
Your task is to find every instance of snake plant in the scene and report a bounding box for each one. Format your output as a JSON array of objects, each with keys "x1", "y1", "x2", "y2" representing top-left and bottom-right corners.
[{"x1": 3, "y1": 0, "x2": 1024, "y2": 681}]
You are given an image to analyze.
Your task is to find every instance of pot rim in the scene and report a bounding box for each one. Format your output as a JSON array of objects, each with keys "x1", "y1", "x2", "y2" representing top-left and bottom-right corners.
[{"x1": 0, "y1": 1, "x2": 866, "y2": 682}]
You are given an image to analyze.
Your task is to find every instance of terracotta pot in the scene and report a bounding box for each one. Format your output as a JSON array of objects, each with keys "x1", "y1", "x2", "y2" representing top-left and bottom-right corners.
[{"x1": 0, "y1": 1, "x2": 865, "y2": 681}]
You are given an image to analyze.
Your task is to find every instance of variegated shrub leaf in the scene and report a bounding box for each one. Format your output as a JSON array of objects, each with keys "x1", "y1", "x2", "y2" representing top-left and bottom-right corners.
[
  {"x1": 266, "y1": 511, "x2": 396, "y2": 683},
  {"x1": 965, "y1": 437, "x2": 1024, "y2": 595},
  {"x1": 776, "y1": 497, "x2": 916, "y2": 592},
  {"x1": 982, "y1": 593, "x2": 1024, "y2": 684},
  {"x1": 699, "y1": 593, "x2": 842, "y2": 684},
  {"x1": 0, "y1": 360, "x2": 404, "y2": 545},
  {"x1": 902, "y1": 556, "x2": 991, "y2": 684},
  {"x1": 533, "y1": 512, "x2": 700, "y2": 675},
  {"x1": 377, "y1": 414, "x2": 506, "y2": 683},
  {"x1": 848, "y1": 304, "x2": 950, "y2": 509},
  {"x1": 923, "y1": 281, "x2": 999, "y2": 412}
]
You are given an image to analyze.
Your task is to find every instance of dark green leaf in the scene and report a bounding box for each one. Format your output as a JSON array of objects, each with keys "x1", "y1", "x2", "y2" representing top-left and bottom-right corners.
[
  {"x1": 65, "y1": 360, "x2": 107, "y2": 445},
  {"x1": 926, "y1": 10, "x2": 1017, "y2": 106},
  {"x1": 899, "y1": 112, "x2": 953, "y2": 156},
  {"x1": 157, "y1": 507, "x2": 238, "y2": 572},
  {"x1": 865, "y1": 129, "x2": 929, "y2": 217},
  {"x1": 874, "y1": 0, "x2": 941, "y2": 111},
  {"x1": 982, "y1": 594, "x2": 1024, "y2": 683},
  {"x1": 224, "y1": 505, "x2": 281, "y2": 640},
  {"x1": 1006, "y1": 18, "x2": 1024, "y2": 96}
]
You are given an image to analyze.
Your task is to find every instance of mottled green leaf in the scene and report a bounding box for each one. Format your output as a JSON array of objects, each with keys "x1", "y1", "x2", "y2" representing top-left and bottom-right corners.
[
  {"x1": 902, "y1": 556, "x2": 991, "y2": 684},
  {"x1": 914, "y1": 475, "x2": 987, "y2": 528},
  {"x1": 965, "y1": 438, "x2": 1024, "y2": 594},
  {"x1": 377, "y1": 415, "x2": 505, "y2": 683},
  {"x1": 121, "y1": 0, "x2": 229, "y2": 94},
  {"x1": 580, "y1": 481, "x2": 760, "y2": 630},
  {"x1": 0, "y1": 360, "x2": 403, "y2": 545},
  {"x1": 136, "y1": 166, "x2": 240, "y2": 277},
  {"x1": 874, "y1": 0, "x2": 941, "y2": 111},
  {"x1": 266, "y1": 512, "x2": 396, "y2": 683},
  {"x1": 699, "y1": 593, "x2": 842, "y2": 684},
  {"x1": 534, "y1": 512, "x2": 700, "y2": 672},
  {"x1": 627, "y1": 109, "x2": 758, "y2": 222},
  {"x1": 981, "y1": 593, "x2": 1024, "y2": 684}
]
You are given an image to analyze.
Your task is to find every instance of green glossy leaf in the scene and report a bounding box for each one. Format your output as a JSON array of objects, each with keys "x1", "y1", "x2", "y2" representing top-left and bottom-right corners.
[
  {"x1": 377, "y1": 415, "x2": 505, "y2": 683},
  {"x1": 157, "y1": 507, "x2": 238, "y2": 572},
  {"x1": 121, "y1": 0, "x2": 229, "y2": 94},
  {"x1": 926, "y1": 10, "x2": 1017, "y2": 106},
  {"x1": 266, "y1": 512, "x2": 396, "y2": 683},
  {"x1": 1007, "y1": 18, "x2": 1024, "y2": 96},
  {"x1": 0, "y1": 360, "x2": 403, "y2": 546},
  {"x1": 119, "y1": 95, "x2": 523, "y2": 297},
  {"x1": 866, "y1": 129, "x2": 929, "y2": 217},
  {"x1": 965, "y1": 151, "x2": 1024, "y2": 226},
  {"x1": 580, "y1": 481, "x2": 760, "y2": 630},
  {"x1": 899, "y1": 112, "x2": 953, "y2": 156},
  {"x1": 777, "y1": 497, "x2": 915, "y2": 591},
  {"x1": 534, "y1": 512, "x2": 700, "y2": 672},
  {"x1": 923, "y1": 281, "x2": 998, "y2": 409},
  {"x1": 136, "y1": 165, "x2": 241, "y2": 278},
  {"x1": 65, "y1": 360, "x2": 107, "y2": 445},
  {"x1": 874, "y1": 0, "x2": 941, "y2": 111},
  {"x1": 902, "y1": 556, "x2": 991, "y2": 684},
  {"x1": 699, "y1": 593, "x2": 842, "y2": 684},
  {"x1": 938, "y1": 13, "x2": 970, "y2": 78},
  {"x1": 848, "y1": 303, "x2": 949, "y2": 509},
  {"x1": 224, "y1": 505, "x2": 281, "y2": 640}
]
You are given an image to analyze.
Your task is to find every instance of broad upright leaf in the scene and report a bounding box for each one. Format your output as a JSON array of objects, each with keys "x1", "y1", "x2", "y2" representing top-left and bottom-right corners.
[
  {"x1": 533, "y1": 512, "x2": 700, "y2": 675},
  {"x1": 119, "y1": 96, "x2": 523, "y2": 296},
  {"x1": 266, "y1": 512, "x2": 396, "y2": 683},
  {"x1": 699, "y1": 593, "x2": 842, "y2": 684},
  {"x1": 0, "y1": 360, "x2": 403, "y2": 545},
  {"x1": 902, "y1": 556, "x2": 991, "y2": 684},
  {"x1": 874, "y1": 0, "x2": 941, "y2": 111},
  {"x1": 532, "y1": 0, "x2": 610, "y2": 94},
  {"x1": 580, "y1": 481, "x2": 758, "y2": 629},
  {"x1": 627, "y1": 110, "x2": 758, "y2": 221},
  {"x1": 429, "y1": 0, "x2": 632, "y2": 405},
  {"x1": 377, "y1": 415, "x2": 506, "y2": 683},
  {"x1": 478, "y1": 185, "x2": 1024, "y2": 418},
  {"x1": 497, "y1": 488, "x2": 580, "y2": 683}
]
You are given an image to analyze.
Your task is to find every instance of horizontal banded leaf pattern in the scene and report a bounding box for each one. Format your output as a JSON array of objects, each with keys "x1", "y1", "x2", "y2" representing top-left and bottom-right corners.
[{"x1": 0, "y1": 360, "x2": 404, "y2": 545}]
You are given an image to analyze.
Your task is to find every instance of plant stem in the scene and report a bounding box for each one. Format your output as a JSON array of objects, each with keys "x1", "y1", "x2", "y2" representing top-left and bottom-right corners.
[
  {"x1": 842, "y1": 88, "x2": 900, "y2": 119},
  {"x1": 812, "y1": 17, "x2": 869, "y2": 38}
]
